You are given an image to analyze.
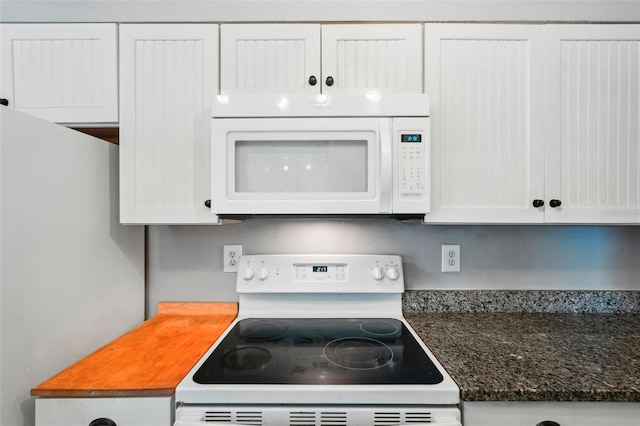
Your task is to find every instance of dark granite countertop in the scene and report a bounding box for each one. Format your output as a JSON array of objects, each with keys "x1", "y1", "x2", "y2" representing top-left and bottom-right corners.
[{"x1": 405, "y1": 312, "x2": 640, "y2": 402}]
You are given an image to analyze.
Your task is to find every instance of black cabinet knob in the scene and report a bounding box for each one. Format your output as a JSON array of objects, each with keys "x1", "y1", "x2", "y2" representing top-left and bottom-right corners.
[
  {"x1": 308, "y1": 76, "x2": 317, "y2": 86},
  {"x1": 549, "y1": 199, "x2": 562, "y2": 208},
  {"x1": 532, "y1": 199, "x2": 545, "y2": 208},
  {"x1": 536, "y1": 421, "x2": 561, "y2": 426},
  {"x1": 325, "y1": 76, "x2": 334, "y2": 86},
  {"x1": 204, "y1": 200, "x2": 211, "y2": 208},
  {"x1": 0, "y1": 98, "x2": 9, "y2": 107},
  {"x1": 89, "y1": 419, "x2": 117, "y2": 426}
]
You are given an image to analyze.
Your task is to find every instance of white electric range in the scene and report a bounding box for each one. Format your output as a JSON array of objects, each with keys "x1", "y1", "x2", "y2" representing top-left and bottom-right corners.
[{"x1": 175, "y1": 254, "x2": 461, "y2": 426}]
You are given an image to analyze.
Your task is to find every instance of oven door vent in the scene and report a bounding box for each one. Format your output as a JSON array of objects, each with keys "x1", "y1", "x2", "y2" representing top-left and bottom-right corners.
[
  {"x1": 320, "y1": 411, "x2": 347, "y2": 426},
  {"x1": 374, "y1": 411, "x2": 432, "y2": 425},
  {"x1": 200, "y1": 408, "x2": 434, "y2": 425},
  {"x1": 204, "y1": 410, "x2": 263, "y2": 424},
  {"x1": 289, "y1": 411, "x2": 348, "y2": 426}
]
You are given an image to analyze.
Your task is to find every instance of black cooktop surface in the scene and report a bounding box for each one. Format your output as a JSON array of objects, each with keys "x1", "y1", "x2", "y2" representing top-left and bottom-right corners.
[{"x1": 193, "y1": 318, "x2": 444, "y2": 385}]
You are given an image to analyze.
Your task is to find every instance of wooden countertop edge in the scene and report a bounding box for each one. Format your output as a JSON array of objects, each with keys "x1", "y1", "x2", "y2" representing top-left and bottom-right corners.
[
  {"x1": 31, "y1": 302, "x2": 238, "y2": 398},
  {"x1": 31, "y1": 388, "x2": 176, "y2": 397},
  {"x1": 156, "y1": 301, "x2": 238, "y2": 316}
]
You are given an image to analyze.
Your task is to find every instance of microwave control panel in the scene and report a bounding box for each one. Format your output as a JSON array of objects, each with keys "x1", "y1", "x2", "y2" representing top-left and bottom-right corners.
[
  {"x1": 399, "y1": 133, "x2": 425, "y2": 197},
  {"x1": 393, "y1": 117, "x2": 430, "y2": 213}
]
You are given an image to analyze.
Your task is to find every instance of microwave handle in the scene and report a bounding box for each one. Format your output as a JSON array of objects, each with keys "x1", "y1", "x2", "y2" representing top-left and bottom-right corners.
[{"x1": 379, "y1": 118, "x2": 393, "y2": 213}]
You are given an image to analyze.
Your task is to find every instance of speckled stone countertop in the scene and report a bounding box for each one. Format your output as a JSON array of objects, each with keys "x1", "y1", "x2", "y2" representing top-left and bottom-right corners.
[{"x1": 405, "y1": 312, "x2": 640, "y2": 402}]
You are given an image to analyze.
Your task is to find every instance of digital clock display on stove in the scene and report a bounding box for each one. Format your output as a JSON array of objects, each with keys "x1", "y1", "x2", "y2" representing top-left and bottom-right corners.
[{"x1": 294, "y1": 263, "x2": 347, "y2": 282}]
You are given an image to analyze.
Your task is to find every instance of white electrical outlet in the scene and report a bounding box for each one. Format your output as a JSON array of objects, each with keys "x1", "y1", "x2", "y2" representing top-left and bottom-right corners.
[
  {"x1": 223, "y1": 244, "x2": 242, "y2": 273},
  {"x1": 441, "y1": 244, "x2": 461, "y2": 273}
]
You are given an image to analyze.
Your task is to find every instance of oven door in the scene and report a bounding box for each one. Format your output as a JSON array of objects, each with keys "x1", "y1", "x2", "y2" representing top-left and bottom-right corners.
[{"x1": 210, "y1": 117, "x2": 392, "y2": 214}]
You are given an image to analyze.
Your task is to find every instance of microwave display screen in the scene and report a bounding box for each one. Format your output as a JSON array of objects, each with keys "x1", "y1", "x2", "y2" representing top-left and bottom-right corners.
[{"x1": 401, "y1": 134, "x2": 422, "y2": 143}]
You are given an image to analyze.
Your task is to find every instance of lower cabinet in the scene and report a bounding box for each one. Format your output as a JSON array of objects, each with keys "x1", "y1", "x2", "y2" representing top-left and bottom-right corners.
[
  {"x1": 35, "y1": 396, "x2": 174, "y2": 426},
  {"x1": 463, "y1": 401, "x2": 640, "y2": 426}
]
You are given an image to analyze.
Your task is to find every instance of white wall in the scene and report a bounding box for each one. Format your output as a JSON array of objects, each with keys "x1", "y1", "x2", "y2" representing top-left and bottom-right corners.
[{"x1": 147, "y1": 221, "x2": 640, "y2": 316}]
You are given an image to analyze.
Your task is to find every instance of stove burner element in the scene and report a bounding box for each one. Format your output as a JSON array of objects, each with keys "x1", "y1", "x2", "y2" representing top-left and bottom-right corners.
[
  {"x1": 221, "y1": 347, "x2": 271, "y2": 370},
  {"x1": 324, "y1": 337, "x2": 393, "y2": 370},
  {"x1": 360, "y1": 320, "x2": 400, "y2": 336},
  {"x1": 239, "y1": 320, "x2": 289, "y2": 341}
]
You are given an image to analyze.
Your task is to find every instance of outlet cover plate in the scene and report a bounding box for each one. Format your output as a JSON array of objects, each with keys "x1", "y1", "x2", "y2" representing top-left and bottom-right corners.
[
  {"x1": 223, "y1": 244, "x2": 242, "y2": 273},
  {"x1": 441, "y1": 244, "x2": 460, "y2": 273}
]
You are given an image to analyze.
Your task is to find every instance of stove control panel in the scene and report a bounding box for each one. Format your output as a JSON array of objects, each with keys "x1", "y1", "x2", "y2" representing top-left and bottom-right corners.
[{"x1": 236, "y1": 254, "x2": 404, "y2": 293}]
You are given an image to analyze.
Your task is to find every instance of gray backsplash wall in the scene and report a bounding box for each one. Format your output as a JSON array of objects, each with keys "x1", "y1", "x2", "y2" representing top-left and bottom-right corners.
[{"x1": 147, "y1": 220, "x2": 640, "y2": 316}]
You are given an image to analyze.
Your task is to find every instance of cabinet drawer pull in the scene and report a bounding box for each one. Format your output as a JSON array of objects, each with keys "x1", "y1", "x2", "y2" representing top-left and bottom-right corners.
[
  {"x1": 0, "y1": 98, "x2": 9, "y2": 107},
  {"x1": 308, "y1": 75, "x2": 317, "y2": 86},
  {"x1": 549, "y1": 199, "x2": 562, "y2": 208},
  {"x1": 325, "y1": 76, "x2": 335, "y2": 86},
  {"x1": 532, "y1": 199, "x2": 544, "y2": 208}
]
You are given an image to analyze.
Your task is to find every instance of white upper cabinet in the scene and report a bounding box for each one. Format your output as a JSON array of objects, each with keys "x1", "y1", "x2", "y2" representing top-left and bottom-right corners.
[
  {"x1": 221, "y1": 24, "x2": 320, "y2": 95},
  {"x1": 220, "y1": 24, "x2": 423, "y2": 95},
  {"x1": 544, "y1": 25, "x2": 640, "y2": 224},
  {"x1": 424, "y1": 24, "x2": 546, "y2": 223},
  {"x1": 321, "y1": 24, "x2": 423, "y2": 94},
  {"x1": 119, "y1": 24, "x2": 220, "y2": 224},
  {"x1": 0, "y1": 24, "x2": 118, "y2": 124},
  {"x1": 425, "y1": 23, "x2": 639, "y2": 224}
]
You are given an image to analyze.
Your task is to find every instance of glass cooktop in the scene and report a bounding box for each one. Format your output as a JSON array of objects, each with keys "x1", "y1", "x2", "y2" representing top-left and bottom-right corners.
[{"x1": 193, "y1": 318, "x2": 444, "y2": 385}]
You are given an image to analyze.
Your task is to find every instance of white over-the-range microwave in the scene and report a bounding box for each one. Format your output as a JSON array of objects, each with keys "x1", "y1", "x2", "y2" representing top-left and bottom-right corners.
[{"x1": 208, "y1": 94, "x2": 430, "y2": 220}]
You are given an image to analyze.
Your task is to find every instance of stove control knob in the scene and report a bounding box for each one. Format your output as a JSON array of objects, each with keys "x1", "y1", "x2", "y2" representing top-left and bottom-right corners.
[
  {"x1": 242, "y1": 268, "x2": 254, "y2": 281},
  {"x1": 371, "y1": 267, "x2": 385, "y2": 280},
  {"x1": 242, "y1": 268, "x2": 253, "y2": 281},
  {"x1": 257, "y1": 267, "x2": 269, "y2": 281},
  {"x1": 386, "y1": 267, "x2": 400, "y2": 280}
]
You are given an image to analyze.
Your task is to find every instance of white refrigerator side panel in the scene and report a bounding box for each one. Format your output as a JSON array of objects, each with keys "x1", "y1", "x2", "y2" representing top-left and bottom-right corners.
[{"x1": 0, "y1": 108, "x2": 145, "y2": 426}]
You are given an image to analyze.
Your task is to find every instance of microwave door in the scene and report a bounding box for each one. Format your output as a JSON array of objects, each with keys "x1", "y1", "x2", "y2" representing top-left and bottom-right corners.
[{"x1": 211, "y1": 118, "x2": 387, "y2": 215}]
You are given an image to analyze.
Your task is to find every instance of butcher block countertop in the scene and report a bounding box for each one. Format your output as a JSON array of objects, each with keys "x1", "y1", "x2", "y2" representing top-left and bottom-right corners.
[
  {"x1": 405, "y1": 312, "x2": 640, "y2": 403},
  {"x1": 31, "y1": 302, "x2": 238, "y2": 397}
]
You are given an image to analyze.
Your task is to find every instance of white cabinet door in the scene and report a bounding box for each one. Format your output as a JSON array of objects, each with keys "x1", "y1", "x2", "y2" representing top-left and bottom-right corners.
[
  {"x1": 220, "y1": 24, "x2": 321, "y2": 95},
  {"x1": 545, "y1": 25, "x2": 640, "y2": 224},
  {"x1": 321, "y1": 24, "x2": 423, "y2": 94},
  {"x1": 119, "y1": 24, "x2": 220, "y2": 224},
  {"x1": 424, "y1": 24, "x2": 546, "y2": 223},
  {"x1": 0, "y1": 24, "x2": 118, "y2": 124},
  {"x1": 220, "y1": 24, "x2": 423, "y2": 96},
  {"x1": 464, "y1": 401, "x2": 640, "y2": 426},
  {"x1": 35, "y1": 396, "x2": 173, "y2": 426}
]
